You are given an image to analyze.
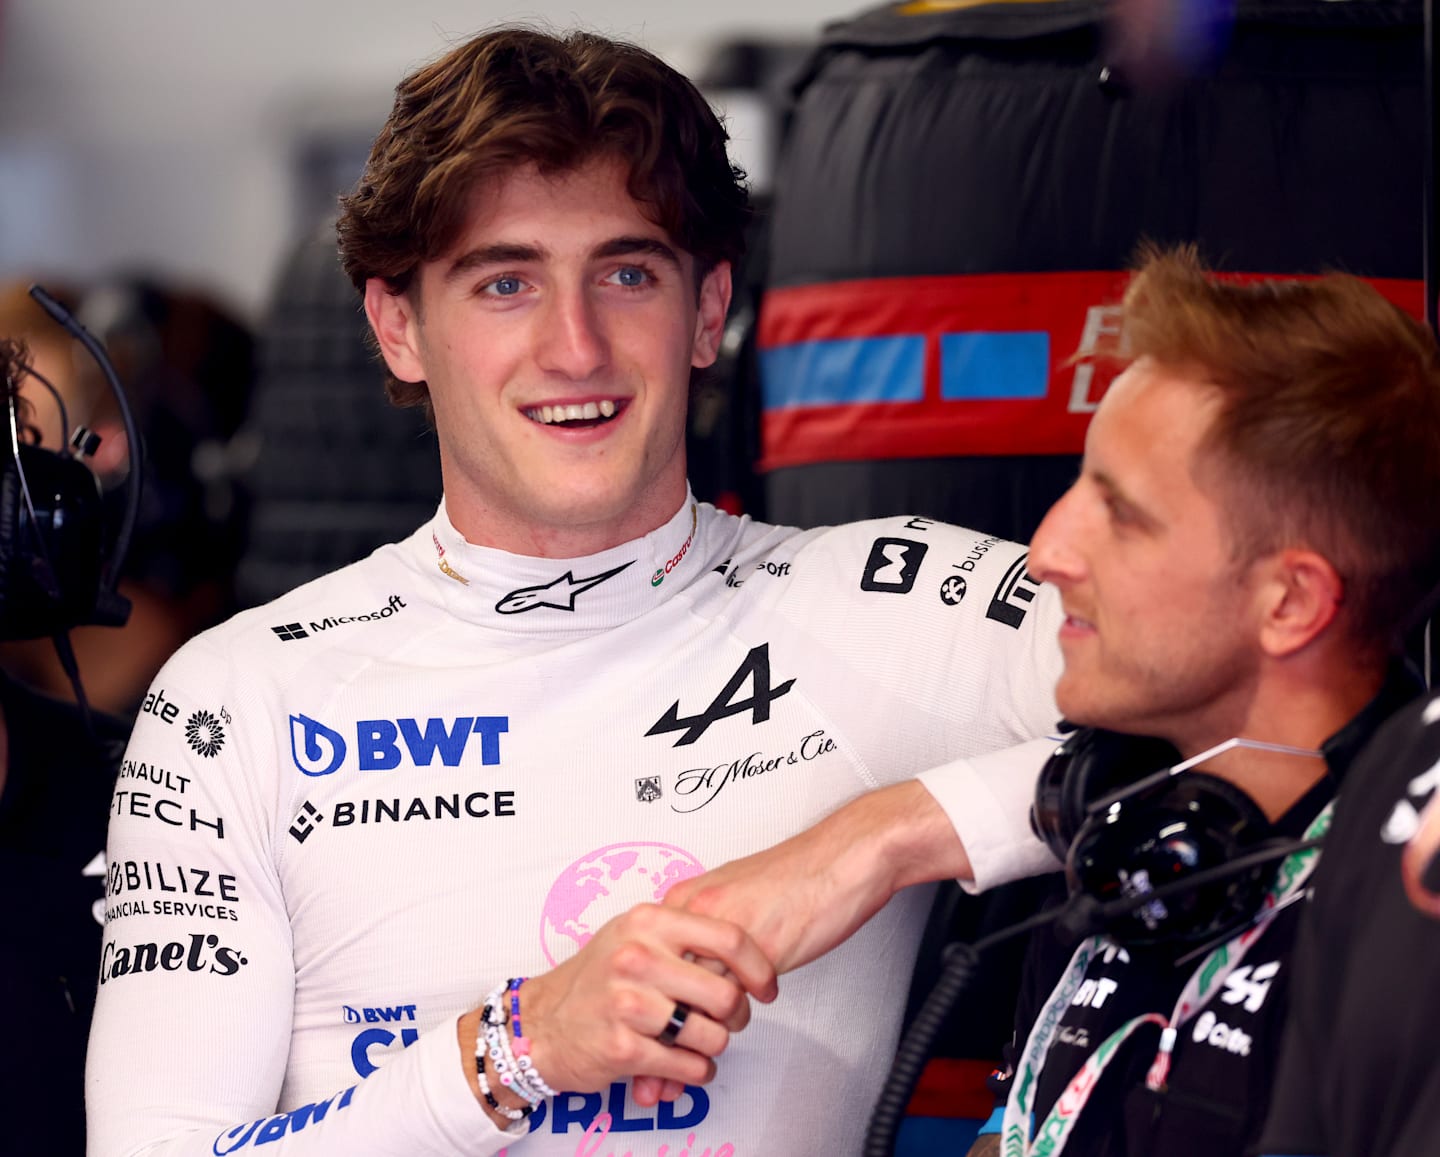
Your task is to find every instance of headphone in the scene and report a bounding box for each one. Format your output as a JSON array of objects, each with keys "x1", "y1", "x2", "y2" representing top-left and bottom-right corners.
[
  {"x1": 1030, "y1": 726, "x2": 1304, "y2": 948},
  {"x1": 0, "y1": 286, "x2": 143, "y2": 643}
]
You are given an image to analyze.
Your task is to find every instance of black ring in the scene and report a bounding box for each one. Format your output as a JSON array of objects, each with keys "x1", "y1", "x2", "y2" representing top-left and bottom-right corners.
[{"x1": 655, "y1": 1001, "x2": 691, "y2": 1047}]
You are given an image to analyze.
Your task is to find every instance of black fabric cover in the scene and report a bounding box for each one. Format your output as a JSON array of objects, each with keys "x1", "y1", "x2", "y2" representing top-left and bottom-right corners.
[{"x1": 762, "y1": 0, "x2": 1424, "y2": 541}]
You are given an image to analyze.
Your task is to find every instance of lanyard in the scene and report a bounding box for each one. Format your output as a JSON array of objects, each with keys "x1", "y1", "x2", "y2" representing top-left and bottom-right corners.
[{"x1": 1001, "y1": 802, "x2": 1332, "y2": 1157}]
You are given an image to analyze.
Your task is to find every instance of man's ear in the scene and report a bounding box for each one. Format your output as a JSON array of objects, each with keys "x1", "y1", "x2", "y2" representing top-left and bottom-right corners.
[
  {"x1": 691, "y1": 261, "x2": 733, "y2": 369},
  {"x1": 1256, "y1": 548, "x2": 1345, "y2": 658},
  {"x1": 363, "y1": 278, "x2": 427, "y2": 384}
]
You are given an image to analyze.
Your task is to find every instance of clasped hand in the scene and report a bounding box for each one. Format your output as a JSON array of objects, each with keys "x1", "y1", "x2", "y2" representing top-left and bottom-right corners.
[{"x1": 510, "y1": 903, "x2": 777, "y2": 1107}]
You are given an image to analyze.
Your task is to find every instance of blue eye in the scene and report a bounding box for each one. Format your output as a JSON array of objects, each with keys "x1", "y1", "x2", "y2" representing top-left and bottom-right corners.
[
  {"x1": 486, "y1": 277, "x2": 524, "y2": 297},
  {"x1": 612, "y1": 266, "x2": 649, "y2": 288}
]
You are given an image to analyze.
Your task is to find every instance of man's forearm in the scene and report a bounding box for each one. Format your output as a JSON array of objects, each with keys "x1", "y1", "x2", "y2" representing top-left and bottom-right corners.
[{"x1": 666, "y1": 779, "x2": 968, "y2": 975}]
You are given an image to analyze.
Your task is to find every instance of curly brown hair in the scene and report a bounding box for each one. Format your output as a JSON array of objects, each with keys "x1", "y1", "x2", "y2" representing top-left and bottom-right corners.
[
  {"x1": 1120, "y1": 245, "x2": 1440, "y2": 654},
  {"x1": 1, "y1": 336, "x2": 38, "y2": 442},
  {"x1": 336, "y1": 27, "x2": 750, "y2": 411}
]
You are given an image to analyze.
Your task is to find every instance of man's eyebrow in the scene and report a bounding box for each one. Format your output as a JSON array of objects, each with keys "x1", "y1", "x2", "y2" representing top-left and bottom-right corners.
[
  {"x1": 1090, "y1": 468, "x2": 1161, "y2": 527},
  {"x1": 443, "y1": 243, "x2": 547, "y2": 283},
  {"x1": 591, "y1": 236, "x2": 682, "y2": 266}
]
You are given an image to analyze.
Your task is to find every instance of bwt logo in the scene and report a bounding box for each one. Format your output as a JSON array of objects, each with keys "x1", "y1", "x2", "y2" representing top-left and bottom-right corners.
[
  {"x1": 343, "y1": 1004, "x2": 417, "y2": 1024},
  {"x1": 289, "y1": 714, "x2": 509, "y2": 776},
  {"x1": 346, "y1": 1004, "x2": 421, "y2": 1078}
]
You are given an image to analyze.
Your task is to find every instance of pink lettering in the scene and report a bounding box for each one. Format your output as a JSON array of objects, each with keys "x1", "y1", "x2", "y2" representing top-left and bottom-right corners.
[
  {"x1": 571, "y1": 1116, "x2": 736, "y2": 1157},
  {"x1": 573, "y1": 1113, "x2": 632, "y2": 1157}
]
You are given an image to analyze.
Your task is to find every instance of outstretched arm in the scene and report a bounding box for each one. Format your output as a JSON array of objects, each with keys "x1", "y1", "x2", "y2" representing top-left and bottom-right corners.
[
  {"x1": 663, "y1": 780, "x2": 963, "y2": 975},
  {"x1": 661, "y1": 737, "x2": 1060, "y2": 975}
]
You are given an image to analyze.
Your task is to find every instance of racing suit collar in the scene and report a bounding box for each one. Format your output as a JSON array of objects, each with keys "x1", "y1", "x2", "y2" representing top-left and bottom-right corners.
[{"x1": 418, "y1": 486, "x2": 709, "y2": 631}]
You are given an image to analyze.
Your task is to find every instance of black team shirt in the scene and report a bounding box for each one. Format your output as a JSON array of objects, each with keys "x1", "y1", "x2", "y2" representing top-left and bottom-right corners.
[
  {"x1": 991, "y1": 671, "x2": 1418, "y2": 1157},
  {"x1": 0, "y1": 673, "x2": 126, "y2": 1157},
  {"x1": 1260, "y1": 688, "x2": 1440, "y2": 1157}
]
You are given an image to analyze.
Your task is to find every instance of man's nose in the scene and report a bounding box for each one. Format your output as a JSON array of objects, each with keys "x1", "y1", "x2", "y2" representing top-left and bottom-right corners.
[
  {"x1": 536, "y1": 286, "x2": 609, "y2": 380},
  {"x1": 1029, "y1": 487, "x2": 1083, "y2": 587}
]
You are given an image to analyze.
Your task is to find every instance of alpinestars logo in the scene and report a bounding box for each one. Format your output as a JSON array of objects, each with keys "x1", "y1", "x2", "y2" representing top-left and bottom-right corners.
[
  {"x1": 495, "y1": 563, "x2": 632, "y2": 614},
  {"x1": 646, "y1": 644, "x2": 794, "y2": 747},
  {"x1": 185, "y1": 710, "x2": 226, "y2": 758},
  {"x1": 860, "y1": 538, "x2": 927, "y2": 594}
]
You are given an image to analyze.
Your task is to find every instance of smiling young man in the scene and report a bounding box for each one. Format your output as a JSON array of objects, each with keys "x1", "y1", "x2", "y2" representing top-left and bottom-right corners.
[{"x1": 84, "y1": 28, "x2": 1067, "y2": 1157}]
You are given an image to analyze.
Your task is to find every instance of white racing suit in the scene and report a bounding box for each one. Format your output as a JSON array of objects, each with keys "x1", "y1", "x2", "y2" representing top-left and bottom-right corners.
[{"x1": 87, "y1": 492, "x2": 1062, "y2": 1156}]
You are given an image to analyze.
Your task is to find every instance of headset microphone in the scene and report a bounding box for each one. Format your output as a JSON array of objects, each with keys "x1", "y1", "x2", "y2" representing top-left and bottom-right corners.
[
  {"x1": 1, "y1": 288, "x2": 145, "y2": 721},
  {"x1": 862, "y1": 836, "x2": 1321, "y2": 1157}
]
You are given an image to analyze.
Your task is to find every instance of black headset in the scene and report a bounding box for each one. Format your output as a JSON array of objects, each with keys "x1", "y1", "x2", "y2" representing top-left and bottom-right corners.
[
  {"x1": 0, "y1": 286, "x2": 143, "y2": 644},
  {"x1": 1030, "y1": 725, "x2": 1300, "y2": 949}
]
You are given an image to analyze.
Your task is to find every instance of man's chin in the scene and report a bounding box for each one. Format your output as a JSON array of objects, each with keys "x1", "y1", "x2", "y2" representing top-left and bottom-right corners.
[{"x1": 1055, "y1": 684, "x2": 1122, "y2": 733}]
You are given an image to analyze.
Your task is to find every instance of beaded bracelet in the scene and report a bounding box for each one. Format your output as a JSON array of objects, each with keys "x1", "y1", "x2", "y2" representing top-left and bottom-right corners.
[
  {"x1": 479, "y1": 981, "x2": 563, "y2": 1108},
  {"x1": 474, "y1": 1000, "x2": 532, "y2": 1135},
  {"x1": 481, "y1": 987, "x2": 541, "y2": 1107},
  {"x1": 477, "y1": 1052, "x2": 531, "y2": 1128},
  {"x1": 506, "y1": 978, "x2": 559, "y2": 1097}
]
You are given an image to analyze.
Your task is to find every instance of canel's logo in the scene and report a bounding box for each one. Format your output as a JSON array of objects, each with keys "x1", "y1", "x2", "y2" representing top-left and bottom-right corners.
[
  {"x1": 288, "y1": 714, "x2": 510, "y2": 775},
  {"x1": 290, "y1": 715, "x2": 347, "y2": 777}
]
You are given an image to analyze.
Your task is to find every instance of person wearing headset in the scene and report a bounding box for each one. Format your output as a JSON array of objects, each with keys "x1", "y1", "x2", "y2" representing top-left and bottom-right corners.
[
  {"x1": 0, "y1": 335, "x2": 130, "y2": 1157},
  {"x1": 85, "y1": 27, "x2": 1068, "y2": 1157},
  {"x1": 667, "y1": 246, "x2": 1440, "y2": 1156}
]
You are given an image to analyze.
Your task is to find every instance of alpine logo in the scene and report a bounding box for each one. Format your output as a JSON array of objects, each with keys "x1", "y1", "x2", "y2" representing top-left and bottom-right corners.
[
  {"x1": 860, "y1": 538, "x2": 927, "y2": 594},
  {"x1": 271, "y1": 595, "x2": 408, "y2": 640},
  {"x1": 288, "y1": 713, "x2": 510, "y2": 775},
  {"x1": 646, "y1": 644, "x2": 794, "y2": 747},
  {"x1": 496, "y1": 563, "x2": 631, "y2": 614},
  {"x1": 986, "y1": 552, "x2": 1043, "y2": 629}
]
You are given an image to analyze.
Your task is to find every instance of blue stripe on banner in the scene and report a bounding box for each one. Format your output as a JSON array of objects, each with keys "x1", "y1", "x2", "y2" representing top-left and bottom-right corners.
[
  {"x1": 940, "y1": 332, "x2": 1050, "y2": 400},
  {"x1": 760, "y1": 335, "x2": 925, "y2": 410}
]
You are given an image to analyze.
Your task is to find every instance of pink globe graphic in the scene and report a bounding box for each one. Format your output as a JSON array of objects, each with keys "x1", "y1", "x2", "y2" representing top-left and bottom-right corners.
[{"x1": 540, "y1": 842, "x2": 705, "y2": 967}]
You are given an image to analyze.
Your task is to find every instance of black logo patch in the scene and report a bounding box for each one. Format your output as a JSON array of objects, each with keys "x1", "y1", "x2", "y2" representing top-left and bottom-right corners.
[
  {"x1": 987, "y1": 553, "x2": 1042, "y2": 628},
  {"x1": 646, "y1": 644, "x2": 796, "y2": 747},
  {"x1": 495, "y1": 562, "x2": 632, "y2": 614},
  {"x1": 273, "y1": 623, "x2": 308, "y2": 641},
  {"x1": 289, "y1": 801, "x2": 322, "y2": 844},
  {"x1": 861, "y1": 538, "x2": 927, "y2": 594},
  {"x1": 940, "y1": 574, "x2": 968, "y2": 605},
  {"x1": 185, "y1": 710, "x2": 226, "y2": 758},
  {"x1": 636, "y1": 776, "x2": 662, "y2": 802}
]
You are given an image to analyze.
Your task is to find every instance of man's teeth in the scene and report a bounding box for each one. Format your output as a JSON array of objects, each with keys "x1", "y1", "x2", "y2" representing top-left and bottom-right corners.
[{"x1": 527, "y1": 400, "x2": 618, "y2": 424}]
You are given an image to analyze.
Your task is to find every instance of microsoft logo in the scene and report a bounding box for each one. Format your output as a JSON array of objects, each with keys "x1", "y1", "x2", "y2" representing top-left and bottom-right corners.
[{"x1": 272, "y1": 623, "x2": 309, "y2": 642}]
